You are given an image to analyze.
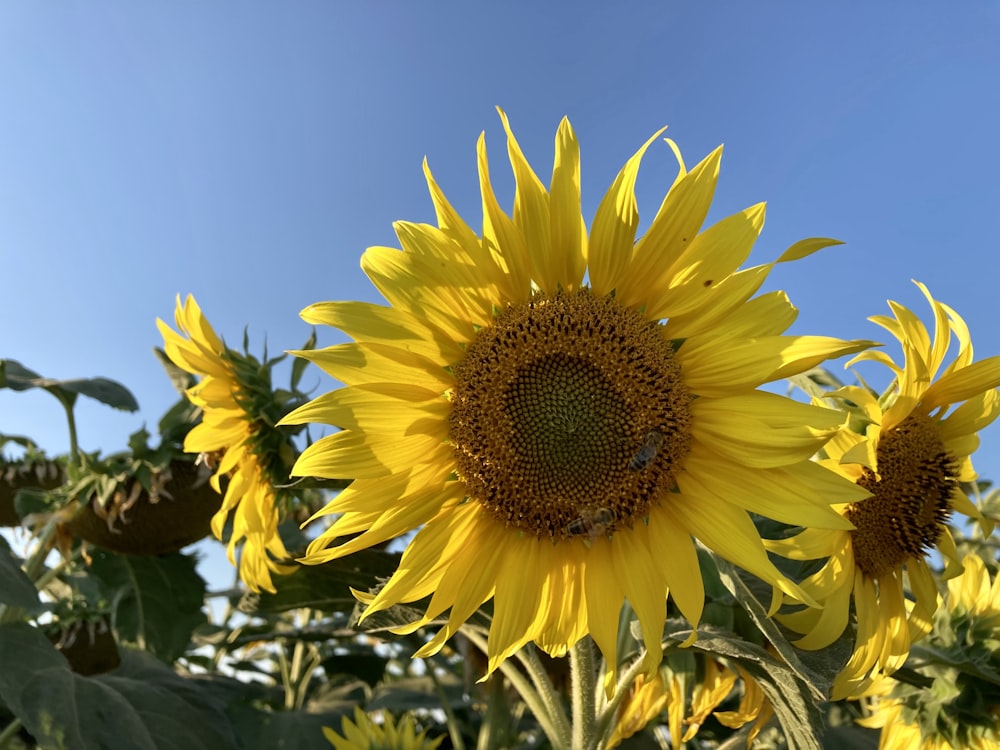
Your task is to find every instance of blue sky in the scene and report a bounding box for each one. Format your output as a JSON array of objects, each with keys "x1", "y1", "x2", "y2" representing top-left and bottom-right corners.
[{"x1": 3, "y1": 4, "x2": 1000, "y2": 481}]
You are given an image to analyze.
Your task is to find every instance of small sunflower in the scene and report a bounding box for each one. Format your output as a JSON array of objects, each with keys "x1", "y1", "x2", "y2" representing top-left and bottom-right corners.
[
  {"x1": 766, "y1": 281, "x2": 1000, "y2": 699},
  {"x1": 323, "y1": 707, "x2": 444, "y2": 750},
  {"x1": 158, "y1": 295, "x2": 296, "y2": 592},
  {"x1": 283, "y1": 110, "x2": 872, "y2": 685},
  {"x1": 856, "y1": 554, "x2": 1000, "y2": 749}
]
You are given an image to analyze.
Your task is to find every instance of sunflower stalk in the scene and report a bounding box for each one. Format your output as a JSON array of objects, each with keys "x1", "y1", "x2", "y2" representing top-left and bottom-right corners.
[
  {"x1": 571, "y1": 636, "x2": 599, "y2": 749},
  {"x1": 462, "y1": 629, "x2": 571, "y2": 748},
  {"x1": 0, "y1": 717, "x2": 23, "y2": 747},
  {"x1": 591, "y1": 650, "x2": 649, "y2": 746},
  {"x1": 424, "y1": 656, "x2": 466, "y2": 750}
]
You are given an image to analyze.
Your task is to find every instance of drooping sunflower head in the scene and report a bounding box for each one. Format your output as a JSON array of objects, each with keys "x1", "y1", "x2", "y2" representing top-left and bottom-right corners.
[
  {"x1": 283, "y1": 110, "x2": 873, "y2": 683},
  {"x1": 322, "y1": 707, "x2": 443, "y2": 750},
  {"x1": 157, "y1": 294, "x2": 300, "y2": 593},
  {"x1": 766, "y1": 282, "x2": 1000, "y2": 698}
]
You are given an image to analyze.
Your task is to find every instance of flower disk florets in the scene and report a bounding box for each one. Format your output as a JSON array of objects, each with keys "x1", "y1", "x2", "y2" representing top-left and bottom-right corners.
[
  {"x1": 846, "y1": 413, "x2": 959, "y2": 579},
  {"x1": 449, "y1": 288, "x2": 693, "y2": 540}
]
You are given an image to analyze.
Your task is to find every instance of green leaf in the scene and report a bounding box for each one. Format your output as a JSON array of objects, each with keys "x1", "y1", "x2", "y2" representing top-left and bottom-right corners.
[
  {"x1": 0, "y1": 537, "x2": 42, "y2": 613},
  {"x1": 290, "y1": 329, "x2": 317, "y2": 392},
  {"x1": 88, "y1": 550, "x2": 207, "y2": 663},
  {"x1": 227, "y1": 704, "x2": 353, "y2": 750},
  {"x1": 0, "y1": 359, "x2": 43, "y2": 389},
  {"x1": 0, "y1": 359, "x2": 139, "y2": 412},
  {"x1": 714, "y1": 555, "x2": 850, "y2": 699},
  {"x1": 368, "y1": 674, "x2": 466, "y2": 713},
  {"x1": 249, "y1": 549, "x2": 401, "y2": 616},
  {"x1": 0, "y1": 624, "x2": 239, "y2": 750},
  {"x1": 153, "y1": 347, "x2": 197, "y2": 395},
  {"x1": 820, "y1": 726, "x2": 881, "y2": 749}
]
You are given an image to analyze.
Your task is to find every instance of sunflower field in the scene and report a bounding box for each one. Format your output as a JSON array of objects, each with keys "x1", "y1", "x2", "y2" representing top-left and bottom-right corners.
[{"x1": 3, "y1": 113, "x2": 1000, "y2": 750}]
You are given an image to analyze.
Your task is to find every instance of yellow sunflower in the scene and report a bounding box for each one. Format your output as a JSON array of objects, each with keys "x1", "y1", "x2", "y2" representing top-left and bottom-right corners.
[
  {"x1": 282, "y1": 110, "x2": 872, "y2": 686},
  {"x1": 766, "y1": 282, "x2": 1000, "y2": 699},
  {"x1": 608, "y1": 659, "x2": 772, "y2": 748},
  {"x1": 856, "y1": 555, "x2": 1000, "y2": 749},
  {"x1": 158, "y1": 295, "x2": 295, "y2": 593},
  {"x1": 323, "y1": 707, "x2": 443, "y2": 750}
]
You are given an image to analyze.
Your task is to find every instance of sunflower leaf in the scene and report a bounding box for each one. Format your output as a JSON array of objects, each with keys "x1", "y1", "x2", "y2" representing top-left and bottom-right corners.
[
  {"x1": 0, "y1": 625, "x2": 238, "y2": 750},
  {"x1": 226, "y1": 703, "x2": 353, "y2": 750},
  {"x1": 153, "y1": 346, "x2": 198, "y2": 395},
  {"x1": 714, "y1": 556, "x2": 850, "y2": 699},
  {"x1": 88, "y1": 550, "x2": 207, "y2": 663},
  {"x1": 0, "y1": 359, "x2": 139, "y2": 412},
  {"x1": 248, "y1": 549, "x2": 402, "y2": 616},
  {"x1": 0, "y1": 537, "x2": 42, "y2": 613},
  {"x1": 290, "y1": 328, "x2": 318, "y2": 392}
]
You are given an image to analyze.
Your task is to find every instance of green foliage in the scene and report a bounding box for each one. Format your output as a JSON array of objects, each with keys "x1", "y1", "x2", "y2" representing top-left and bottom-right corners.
[
  {"x1": 88, "y1": 551, "x2": 207, "y2": 664},
  {"x1": 0, "y1": 625, "x2": 238, "y2": 750},
  {"x1": 0, "y1": 540, "x2": 42, "y2": 614},
  {"x1": 0, "y1": 359, "x2": 139, "y2": 413}
]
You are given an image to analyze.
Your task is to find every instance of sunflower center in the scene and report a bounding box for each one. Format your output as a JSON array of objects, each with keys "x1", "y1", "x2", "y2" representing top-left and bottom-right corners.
[
  {"x1": 449, "y1": 288, "x2": 693, "y2": 541},
  {"x1": 845, "y1": 413, "x2": 958, "y2": 578}
]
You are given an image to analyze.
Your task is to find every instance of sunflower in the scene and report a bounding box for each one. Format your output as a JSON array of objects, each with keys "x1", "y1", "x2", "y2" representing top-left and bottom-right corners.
[
  {"x1": 856, "y1": 555, "x2": 1000, "y2": 749},
  {"x1": 765, "y1": 282, "x2": 1000, "y2": 699},
  {"x1": 282, "y1": 110, "x2": 872, "y2": 686},
  {"x1": 607, "y1": 658, "x2": 772, "y2": 748},
  {"x1": 323, "y1": 707, "x2": 443, "y2": 750},
  {"x1": 158, "y1": 295, "x2": 295, "y2": 593}
]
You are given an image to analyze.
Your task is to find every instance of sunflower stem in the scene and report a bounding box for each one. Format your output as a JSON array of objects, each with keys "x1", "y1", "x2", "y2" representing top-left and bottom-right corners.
[
  {"x1": 54, "y1": 392, "x2": 81, "y2": 468},
  {"x1": 591, "y1": 648, "x2": 648, "y2": 748},
  {"x1": 0, "y1": 717, "x2": 23, "y2": 746},
  {"x1": 425, "y1": 658, "x2": 466, "y2": 750},
  {"x1": 512, "y1": 645, "x2": 572, "y2": 745},
  {"x1": 571, "y1": 636, "x2": 599, "y2": 750},
  {"x1": 462, "y1": 629, "x2": 570, "y2": 749}
]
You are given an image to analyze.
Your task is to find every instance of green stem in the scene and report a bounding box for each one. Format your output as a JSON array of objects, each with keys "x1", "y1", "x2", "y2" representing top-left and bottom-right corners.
[
  {"x1": 426, "y1": 658, "x2": 466, "y2": 750},
  {"x1": 54, "y1": 392, "x2": 80, "y2": 468},
  {"x1": 571, "y1": 637, "x2": 598, "y2": 750},
  {"x1": 511, "y1": 645, "x2": 571, "y2": 744},
  {"x1": 591, "y1": 651, "x2": 648, "y2": 747},
  {"x1": 21, "y1": 516, "x2": 61, "y2": 584},
  {"x1": 0, "y1": 717, "x2": 23, "y2": 747},
  {"x1": 276, "y1": 643, "x2": 294, "y2": 710},
  {"x1": 462, "y1": 629, "x2": 571, "y2": 749}
]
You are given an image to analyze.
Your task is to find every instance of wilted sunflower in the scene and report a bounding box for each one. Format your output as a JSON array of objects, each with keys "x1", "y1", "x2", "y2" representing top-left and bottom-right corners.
[
  {"x1": 158, "y1": 295, "x2": 296, "y2": 593},
  {"x1": 323, "y1": 707, "x2": 443, "y2": 750},
  {"x1": 766, "y1": 282, "x2": 1000, "y2": 699},
  {"x1": 283, "y1": 110, "x2": 872, "y2": 684},
  {"x1": 856, "y1": 554, "x2": 1000, "y2": 749},
  {"x1": 608, "y1": 658, "x2": 772, "y2": 748}
]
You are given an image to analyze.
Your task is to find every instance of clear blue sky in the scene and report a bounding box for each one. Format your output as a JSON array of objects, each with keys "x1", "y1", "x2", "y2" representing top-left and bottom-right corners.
[{"x1": 3, "y1": 4, "x2": 1000, "y2": 478}]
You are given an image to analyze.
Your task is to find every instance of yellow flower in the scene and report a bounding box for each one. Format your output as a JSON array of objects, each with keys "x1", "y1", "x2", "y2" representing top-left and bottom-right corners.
[
  {"x1": 856, "y1": 557, "x2": 1000, "y2": 749},
  {"x1": 283, "y1": 110, "x2": 872, "y2": 687},
  {"x1": 608, "y1": 660, "x2": 772, "y2": 748},
  {"x1": 158, "y1": 295, "x2": 295, "y2": 592},
  {"x1": 323, "y1": 707, "x2": 443, "y2": 750},
  {"x1": 766, "y1": 282, "x2": 1000, "y2": 699},
  {"x1": 607, "y1": 672, "x2": 671, "y2": 748}
]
